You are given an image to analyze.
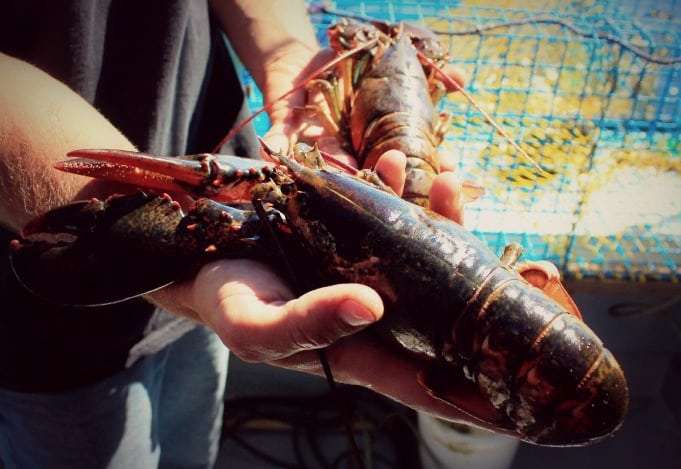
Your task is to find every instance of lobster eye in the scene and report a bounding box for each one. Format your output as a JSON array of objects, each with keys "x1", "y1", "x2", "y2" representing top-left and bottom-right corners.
[{"x1": 280, "y1": 182, "x2": 297, "y2": 195}]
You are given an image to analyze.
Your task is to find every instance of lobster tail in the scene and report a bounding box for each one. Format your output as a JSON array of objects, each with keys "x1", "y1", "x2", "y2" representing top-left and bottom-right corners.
[
  {"x1": 440, "y1": 267, "x2": 628, "y2": 445},
  {"x1": 356, "y1": 111, "x2": 440, "y2": 206}
]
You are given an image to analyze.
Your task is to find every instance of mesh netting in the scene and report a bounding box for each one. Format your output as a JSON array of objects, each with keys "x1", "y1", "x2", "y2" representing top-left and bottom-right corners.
[{"x1": 240, "y1": 0, "x2": 681, "y2": 281}]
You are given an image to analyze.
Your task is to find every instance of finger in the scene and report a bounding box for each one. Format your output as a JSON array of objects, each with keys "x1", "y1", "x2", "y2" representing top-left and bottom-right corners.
[
  {"x1": 233, "y1": 284, "x2": 382, "y2": 362},
  {"x1": 374, "y1": 150, "x2": 407, "y2": 196},
  {"x1": 326, "y1": 335, "x2": 469, "y2": 417},
  {"x1": 428, "y1": 171, "x2": 464, "y2": 225},
  {"x1": 273, "y1": 331, "x2": 515, "y2": 434},
  {"x1": 277, "y1": 332, "x2": 453, "y2": 409},
  {"x1": 262, "y1": 124, "x2": 295, "y2": 155},
  {"x1": 278, "y1": 284, "x2": 384, "y2": 352}
]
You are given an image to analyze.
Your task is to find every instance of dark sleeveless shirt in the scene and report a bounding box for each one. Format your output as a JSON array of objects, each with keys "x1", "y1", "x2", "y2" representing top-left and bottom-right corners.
[{"x1": 0, "y1": 0, "x2": 258, "y2": 391}]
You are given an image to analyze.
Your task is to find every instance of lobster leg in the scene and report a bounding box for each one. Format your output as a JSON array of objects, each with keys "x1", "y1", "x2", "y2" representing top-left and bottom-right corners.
[
  {"x1": 306, "y1": 78, "x2": 344, "y2": 129},
  {"x1": 433, "y1": 112, "x2": 453, "y2": 147},
  {"x1": 297, "y1": 79, "x2": 346, "y2": 147}
]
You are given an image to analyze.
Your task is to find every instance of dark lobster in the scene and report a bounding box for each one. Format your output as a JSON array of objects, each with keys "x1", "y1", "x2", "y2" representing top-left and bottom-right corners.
[
  {"x1": 304, "y1": 19, "x2": 452, "y2": 207},
  {"x1": 9, "y1": 143, "x2": 628, "y2": 446}
]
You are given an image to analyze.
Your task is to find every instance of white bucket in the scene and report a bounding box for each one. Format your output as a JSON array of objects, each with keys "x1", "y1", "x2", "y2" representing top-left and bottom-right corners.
[{"x1": 417, "y1": 412, "x2": 521, "y2": 469}]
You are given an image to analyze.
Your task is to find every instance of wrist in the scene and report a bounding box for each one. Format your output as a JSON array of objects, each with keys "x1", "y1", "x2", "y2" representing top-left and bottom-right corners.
[{"x1": 261, "y1": 43, "x2": 321, "y2": 107}]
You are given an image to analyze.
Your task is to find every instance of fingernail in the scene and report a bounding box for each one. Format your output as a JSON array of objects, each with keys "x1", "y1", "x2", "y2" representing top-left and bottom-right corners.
[{"x1": 339, "y1": 300, "x2": 378, "y2": 327}]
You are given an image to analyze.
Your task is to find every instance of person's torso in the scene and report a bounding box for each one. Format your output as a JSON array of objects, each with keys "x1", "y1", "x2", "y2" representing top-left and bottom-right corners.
[{"x1": 0, "y1": 0, "x2": 257, "y2": 392}]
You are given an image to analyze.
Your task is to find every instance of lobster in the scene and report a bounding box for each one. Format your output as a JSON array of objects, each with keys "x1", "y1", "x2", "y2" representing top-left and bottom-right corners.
[
  {"x1": 305, "y1": 19, "x2": 452, "y2": 207},
  {"x1": 9, "y1": 142, "x2": 628, "y2": 446}
]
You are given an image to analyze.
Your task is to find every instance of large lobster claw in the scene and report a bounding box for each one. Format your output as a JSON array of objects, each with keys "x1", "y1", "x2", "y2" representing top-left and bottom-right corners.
[
  {"x1": 10, "y1": 186, "x2": 269, "y2": 307},
  {"x1": 10, "y1": 192, "x2": 189, "y2": 305},
  {"x1": 10, "y1": 148, "x2": 296, "y2": 306}
]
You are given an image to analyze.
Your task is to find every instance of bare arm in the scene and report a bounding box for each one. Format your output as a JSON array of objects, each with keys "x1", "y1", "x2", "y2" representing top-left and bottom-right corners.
[
  {"x1": 0, "y1": 52, "x2": 135, "y2": 232},
  {"x1": 209, "y1": 0, "x2": 339, "y2": 155},
  {"x1": 209, "y1": 0, "x2": 319, "y2": 100}
]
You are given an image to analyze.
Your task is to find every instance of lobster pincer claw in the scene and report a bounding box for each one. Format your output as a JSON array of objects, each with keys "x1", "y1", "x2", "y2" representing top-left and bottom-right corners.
[
  {"x1": 9, "y1": 191, "x2": 266, "y2": 306},
  {"x1": 61, "y1": 149, "x2": 279, "y2": 202},
  {"x1": 9, "y1": 192, "x2": 188, "y2": 305}
]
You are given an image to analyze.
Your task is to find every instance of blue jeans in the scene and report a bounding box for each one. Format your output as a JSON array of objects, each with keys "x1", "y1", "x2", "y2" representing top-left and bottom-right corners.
[{"x1": 0, "y1": 324, "x2": 229, "y2": 468}]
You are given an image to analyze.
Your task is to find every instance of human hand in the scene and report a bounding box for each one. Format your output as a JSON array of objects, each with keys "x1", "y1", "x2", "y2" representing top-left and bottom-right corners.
[{"x1": 148, "y1": 158, "x2": 474, "y2": 425}]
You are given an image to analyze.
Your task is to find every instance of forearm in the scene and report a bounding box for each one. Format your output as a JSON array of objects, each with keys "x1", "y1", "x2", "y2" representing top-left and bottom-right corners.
[
  {"x1": 209, "y1": 0, "x2": 320, "y2": 102},
  {"x1": 0, "y1": 53, "x2": 135, "y2": 232}
]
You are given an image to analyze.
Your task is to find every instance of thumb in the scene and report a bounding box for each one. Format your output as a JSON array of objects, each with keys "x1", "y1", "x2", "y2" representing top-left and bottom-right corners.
[
  {"x1": 225, "y1": 283, "x2": 384, "y2": 363},
  {"x1": 262, "y1": 123, "x2": 294, "y2": 155},
  {"x1": 271, "y1": 284, "x2": 384, "y2": 359}
]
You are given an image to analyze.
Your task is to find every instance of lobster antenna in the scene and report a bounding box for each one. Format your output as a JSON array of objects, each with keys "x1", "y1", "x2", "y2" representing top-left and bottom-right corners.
[
  {"x1": 214, "y1": 38, "x2": 380, "y2": 153},
  {"x1": 417, "y1": 51, "x2": 545, "y2": 174}
]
